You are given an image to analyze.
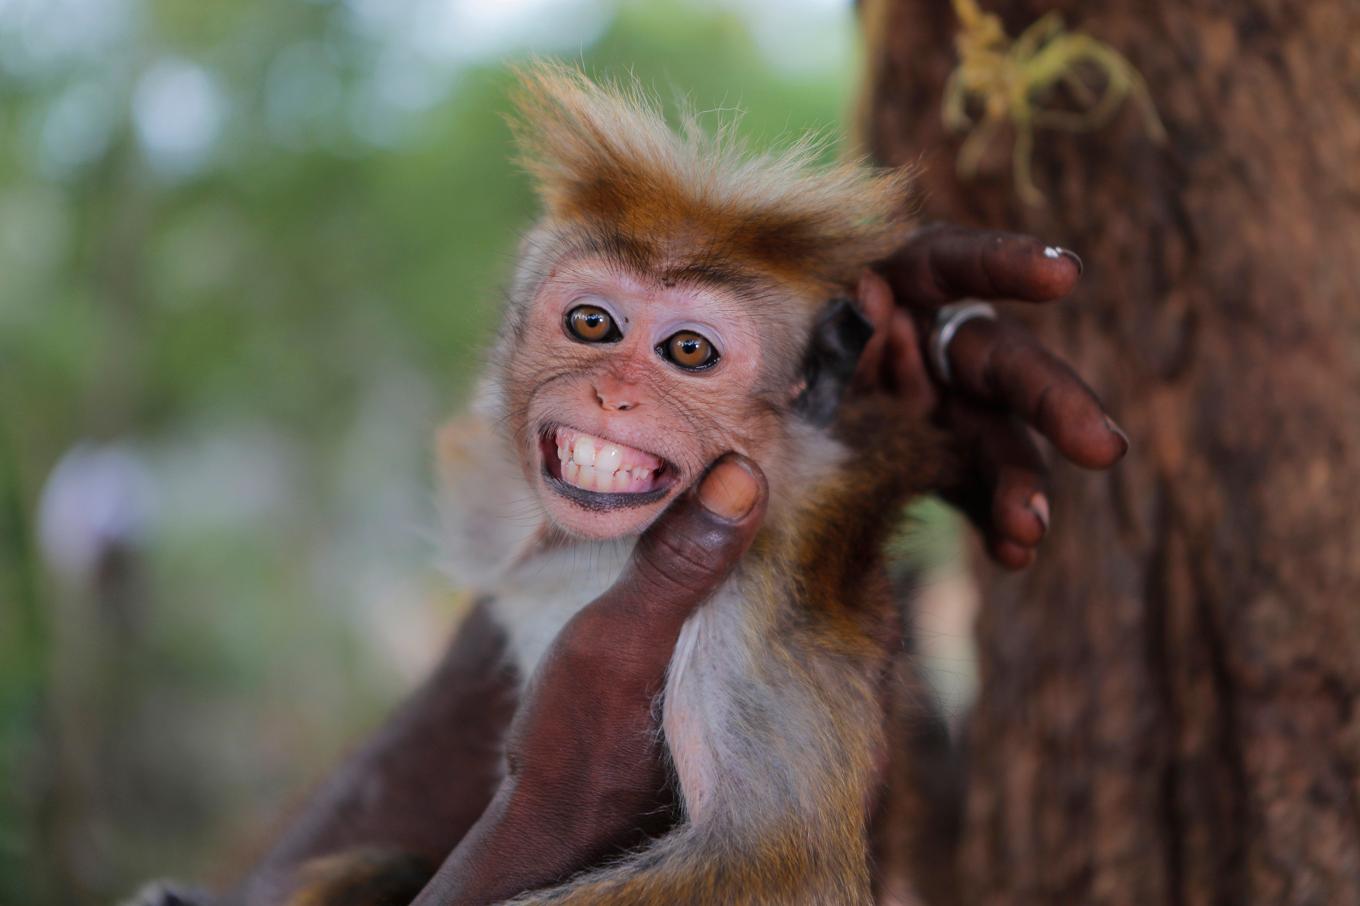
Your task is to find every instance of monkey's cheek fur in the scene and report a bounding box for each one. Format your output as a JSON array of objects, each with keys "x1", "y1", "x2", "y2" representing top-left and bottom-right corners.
[{"x1": 536, "y1": 426, "x2": 680, "y2": 538}]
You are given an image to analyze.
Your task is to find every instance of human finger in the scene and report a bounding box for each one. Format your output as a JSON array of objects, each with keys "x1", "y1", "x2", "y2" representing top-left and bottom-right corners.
[
  {"x1": 946, "y1": 317, "x2": 1128, "y2": 470},
  {"x1": 883, "y1": 223, "x2": 1083, "y2": 308}
]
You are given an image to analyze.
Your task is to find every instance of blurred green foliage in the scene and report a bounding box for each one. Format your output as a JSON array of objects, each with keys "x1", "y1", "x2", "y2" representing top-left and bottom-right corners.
[{"x1": 0, "y1": 1, "x2": 865, "y2": 902}]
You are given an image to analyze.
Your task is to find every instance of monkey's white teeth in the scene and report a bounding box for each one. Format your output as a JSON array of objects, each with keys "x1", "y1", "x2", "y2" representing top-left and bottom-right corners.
[
  {"x1": 597, "y1": 445, "x2": 622, "y2": 473},
  {"x1": 552, "y1": 426, "x2": 665, "y2": 494}
]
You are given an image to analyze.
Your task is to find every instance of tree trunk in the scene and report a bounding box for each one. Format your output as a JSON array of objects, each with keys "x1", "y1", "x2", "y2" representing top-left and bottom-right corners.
[{"x1": 862, "y1": 2, "x2": 1360, "y2": 904}]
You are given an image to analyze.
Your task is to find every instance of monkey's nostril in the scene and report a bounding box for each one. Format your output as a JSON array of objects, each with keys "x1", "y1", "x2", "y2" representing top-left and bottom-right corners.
[{"x1": 595, "y1": 388, "x2": 638, "y2": 411}]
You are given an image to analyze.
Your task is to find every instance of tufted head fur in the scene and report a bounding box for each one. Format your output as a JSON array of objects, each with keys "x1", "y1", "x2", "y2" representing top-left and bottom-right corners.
[{"x1": 507, "y1": 62, "x2": 916, "y2": 298}]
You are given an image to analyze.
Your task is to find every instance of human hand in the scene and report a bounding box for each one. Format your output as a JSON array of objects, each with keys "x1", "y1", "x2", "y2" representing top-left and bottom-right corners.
[
  {"x1": 413, "y1": 454, "x2": 768, "y2": 906},
  {"x1": 855, "y1": 223, "x2": 1129, "y2": 569}
]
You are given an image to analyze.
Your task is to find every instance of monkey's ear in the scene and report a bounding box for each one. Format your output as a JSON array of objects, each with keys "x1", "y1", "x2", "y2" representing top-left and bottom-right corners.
[{"x1": 792, "y1": 297, "x2": 874, "y2": 427}]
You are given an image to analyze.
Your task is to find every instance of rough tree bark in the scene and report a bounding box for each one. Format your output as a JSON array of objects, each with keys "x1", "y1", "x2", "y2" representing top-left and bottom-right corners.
[{"x1": 863, "y1": 2, "x2": 1360, "y2": 904}]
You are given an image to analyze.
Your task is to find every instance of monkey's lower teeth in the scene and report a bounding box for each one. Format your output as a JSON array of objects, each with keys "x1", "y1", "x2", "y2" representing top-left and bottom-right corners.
[{"x1": 554, "y1": 427, "x2": 663, "y2": 494}]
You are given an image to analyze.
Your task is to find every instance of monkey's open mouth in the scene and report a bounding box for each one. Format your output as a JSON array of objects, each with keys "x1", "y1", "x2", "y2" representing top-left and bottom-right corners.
[{"x1": 540, "y1": 426, "x2": 676, "y2": 509}]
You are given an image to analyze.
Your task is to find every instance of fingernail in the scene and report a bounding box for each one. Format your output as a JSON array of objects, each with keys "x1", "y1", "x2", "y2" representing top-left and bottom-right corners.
[
  {"x1": 1027, "y1": 492, "x2": 1050, "y2": 532},
  {"x1": 698, "y1": 456, "x2": 760, "y2": 520},
  {"x1": 1044, "y1": 245, "x2": 1083, "y2": 276},
  {"x1": 1105, "y1": 415, "x2": 1130, "y2": 454}
]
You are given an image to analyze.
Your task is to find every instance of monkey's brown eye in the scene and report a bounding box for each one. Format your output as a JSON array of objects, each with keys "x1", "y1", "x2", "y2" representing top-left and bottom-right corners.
[
  {"x1": 565, "y1": 304, "x2": 621, "y2": 343},
  {"x1": 659, "y1": 330, "x2": 719, "y2": 371}
]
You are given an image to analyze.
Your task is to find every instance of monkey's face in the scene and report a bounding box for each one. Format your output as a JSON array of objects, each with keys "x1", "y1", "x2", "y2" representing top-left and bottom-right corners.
[{"x1": 502, "y1": 255, "x2": 797, "y2": 540}]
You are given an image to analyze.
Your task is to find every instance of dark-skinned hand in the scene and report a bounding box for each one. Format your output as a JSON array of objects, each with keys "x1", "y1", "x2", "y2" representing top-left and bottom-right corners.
[
  {"x1": 410, "y1": 455, "x2": 768, "y2": 906},
  {"x1": 858, "y1": 223, "x2": 1129, "y2": 569}
]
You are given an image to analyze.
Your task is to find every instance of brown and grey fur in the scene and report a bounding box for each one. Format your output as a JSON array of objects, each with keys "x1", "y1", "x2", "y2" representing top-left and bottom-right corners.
[{"x1": 288, "y1": 65, "x2": 950, "y2": 905}]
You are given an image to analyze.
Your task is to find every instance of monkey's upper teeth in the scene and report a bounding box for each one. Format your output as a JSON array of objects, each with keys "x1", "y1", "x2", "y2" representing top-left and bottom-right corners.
[{"x1": 597, "y1": 445, "x2": 622, "y2": 473}]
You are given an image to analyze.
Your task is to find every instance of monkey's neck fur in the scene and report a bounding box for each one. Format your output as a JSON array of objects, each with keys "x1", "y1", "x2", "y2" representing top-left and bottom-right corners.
[{"x1": 438, "y1": 396, "x2": 941, "y2": 905}]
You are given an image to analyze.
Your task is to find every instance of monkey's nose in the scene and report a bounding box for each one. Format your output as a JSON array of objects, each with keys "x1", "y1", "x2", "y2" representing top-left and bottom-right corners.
[{"x1": 594, "y1": 382, "x2": 639, "y2": 412}]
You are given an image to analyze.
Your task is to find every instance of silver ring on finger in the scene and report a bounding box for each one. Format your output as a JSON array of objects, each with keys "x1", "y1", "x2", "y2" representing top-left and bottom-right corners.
[{"x1": 929, "y1": 300, "x2": 998, "y2": 386}]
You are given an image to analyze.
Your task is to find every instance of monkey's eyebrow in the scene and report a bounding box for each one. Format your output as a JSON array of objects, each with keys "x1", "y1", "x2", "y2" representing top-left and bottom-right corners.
[
  {"x1": 571, "y1": 230, "x2": 767, "y2": 295},
  {"x1": 657, "y1": 261, "x2": 763, "y2": 294},
  {"x1": 577, "y1": 231, "x2": 657, "y2": 273}
]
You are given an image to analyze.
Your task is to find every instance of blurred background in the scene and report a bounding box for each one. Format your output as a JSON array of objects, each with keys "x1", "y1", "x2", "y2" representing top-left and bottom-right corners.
[{"x1": 0, "y1": 1, "x2": 970, "y2": 902}]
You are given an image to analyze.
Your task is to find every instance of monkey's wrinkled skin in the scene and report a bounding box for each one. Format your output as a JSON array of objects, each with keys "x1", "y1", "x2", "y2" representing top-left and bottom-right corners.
[{"x1": 521, "y1": 261, "x2": 771, "y2": 539}]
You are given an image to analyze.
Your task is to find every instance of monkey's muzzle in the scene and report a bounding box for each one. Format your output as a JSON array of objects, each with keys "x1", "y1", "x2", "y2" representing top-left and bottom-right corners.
[{"x1": 540, "y1": 426, "x2": 676, "y2": 510}]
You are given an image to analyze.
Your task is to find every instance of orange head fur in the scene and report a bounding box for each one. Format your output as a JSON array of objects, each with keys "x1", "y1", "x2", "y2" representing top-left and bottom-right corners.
[{"x1": 507, "y1": 62, "x2": 917, "y2": 297}]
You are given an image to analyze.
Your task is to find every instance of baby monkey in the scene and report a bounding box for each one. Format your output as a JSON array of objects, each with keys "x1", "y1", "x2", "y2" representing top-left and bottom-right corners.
[{"x1": 304, "y1": 64, "x2": 943, "y2": 904}]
